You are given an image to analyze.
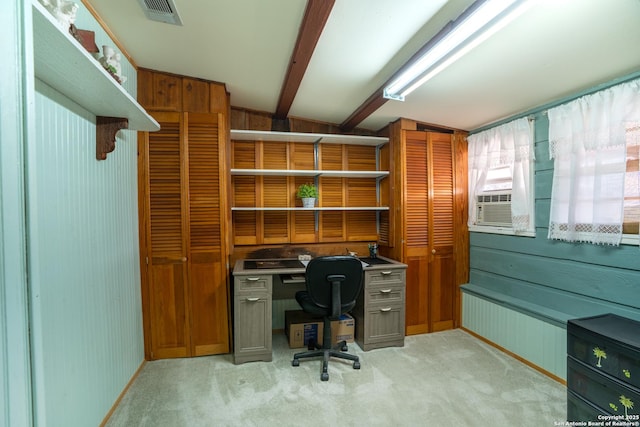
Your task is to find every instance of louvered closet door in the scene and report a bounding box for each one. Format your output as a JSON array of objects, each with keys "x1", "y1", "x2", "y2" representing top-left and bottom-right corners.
[
  {"x1": 186, "y1": 112, "x2": 229, "y2": 356},
  {"x1": 426, "y1": 132, "x2": 455, "y2": 332},
  {"x1": 403, "y1": 130, "x2": 430, "y2": 335},
  {"x1": 146, "y1": 112, "x2": 190, "y2": 359}
]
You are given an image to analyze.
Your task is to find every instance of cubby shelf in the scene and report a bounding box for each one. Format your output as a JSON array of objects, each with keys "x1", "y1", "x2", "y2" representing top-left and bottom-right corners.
[
  {"x1": 32, "y1": 0, "x2": 159, "y2": 159},
  {"x1": 230, "y1": 168, "x2": 389, "y2": 178},
  {"x1": 231, "y1": 207, "x2": 389, "y2": 211},
  {"x1": 230, "y1": 129, "x2": 388, "y2": 146}
]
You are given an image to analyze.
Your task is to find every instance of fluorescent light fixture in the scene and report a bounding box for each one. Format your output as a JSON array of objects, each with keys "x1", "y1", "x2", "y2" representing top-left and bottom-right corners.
[{"x1": 383, "y1": 0, "x2": 535, "y2": 101}]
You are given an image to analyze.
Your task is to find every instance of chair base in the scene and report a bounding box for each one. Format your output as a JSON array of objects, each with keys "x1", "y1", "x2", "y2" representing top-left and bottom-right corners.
[{"x1": 292, "y1": 340, "x2": 360, "y2": 381}]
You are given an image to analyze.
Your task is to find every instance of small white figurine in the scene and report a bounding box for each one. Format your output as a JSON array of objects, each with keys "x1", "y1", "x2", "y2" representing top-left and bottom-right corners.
[
  {"x1": 99, "y1": 45, "x2": 127, "y2": 84},
  {"x1": 39, "y1": 0, "x2": 79, "y2": 31}
]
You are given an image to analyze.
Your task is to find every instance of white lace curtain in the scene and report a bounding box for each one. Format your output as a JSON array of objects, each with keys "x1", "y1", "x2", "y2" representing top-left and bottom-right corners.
[
  {"x1": 547, "y1": 78, "x2": 640, "y2": 245},
  {"x1": 468, "y1": 117, "x2": 534, "y2": 231}
]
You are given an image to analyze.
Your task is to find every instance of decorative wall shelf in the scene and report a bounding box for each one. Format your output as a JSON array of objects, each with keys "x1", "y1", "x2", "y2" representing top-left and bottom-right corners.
[
  {"x1": 230, "y1": 169, "x2": 389, "y2": 179},
  {"x1": 230, "y1": 129, "x2": 388, "y2": 146},
  {"x1": 32, "y1": 0, "x2": 160, "y2": 160}
]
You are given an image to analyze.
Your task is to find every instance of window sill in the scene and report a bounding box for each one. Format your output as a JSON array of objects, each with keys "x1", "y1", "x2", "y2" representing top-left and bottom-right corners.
[
  {"x1": 469, "y1": 225, "x2": 535, "y2": 237},
  {"x1": 621, "y1": 234, "x2": 639, "y2": 246}
]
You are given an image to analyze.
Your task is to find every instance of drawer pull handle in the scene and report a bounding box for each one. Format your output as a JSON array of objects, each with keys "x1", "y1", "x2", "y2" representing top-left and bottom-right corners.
[
  {"x1": 380, "y1": 307, "x2": 392, "y2": 312},
  {"x1": 246, "y1": 277, "x2": 260, "y2": 281},
  {"x1": 246, "y1": 297, "x2": 260, "y2": 302},
  {"x1": 379, "y1": 289, "x2": 392, "y2": 294},
  {"x1": 380, "y1": 271, "x2": 393, "y2": 276}
]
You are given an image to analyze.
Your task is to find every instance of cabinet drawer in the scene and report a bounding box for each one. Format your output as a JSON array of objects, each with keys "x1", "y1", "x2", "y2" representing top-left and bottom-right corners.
[
  {"x1": 568, "y1": 357, "x2": 639, "y2": 419},
  {"x1": 363, "y1": 302, "x2": 404, "y2": 344},
  {"x1": 568, "y1": 314, "x2": 640, "y2": 390},
  {"x1": 567, "y1": 389, "x2": 609, "y2": 423},
  {"x1": 234, "y1": 275, "x2": 272, "y2": 293},
  {"x1": 365, "y1": 269, "x2": 405, "y2": 285},
  {"x1": 365, "y1": 282, "x2": 404, "y2": 305}
]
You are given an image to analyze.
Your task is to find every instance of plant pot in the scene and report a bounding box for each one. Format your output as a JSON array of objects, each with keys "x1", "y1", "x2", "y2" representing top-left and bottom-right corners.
[{"x1": 302, "y1": 198, "x2": 316, "y2": 208}]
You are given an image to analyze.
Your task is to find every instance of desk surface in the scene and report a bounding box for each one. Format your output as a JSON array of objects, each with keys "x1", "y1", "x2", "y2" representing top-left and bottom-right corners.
[{"x1": 232, "y1": 255, "x2": 406, "y2": 276}]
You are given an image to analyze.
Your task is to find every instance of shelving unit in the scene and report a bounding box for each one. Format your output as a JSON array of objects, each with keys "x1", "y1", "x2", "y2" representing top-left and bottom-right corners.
[
  {"x1": 31, "y1": 0, "x2": 159, "y2": 159},
  {"x1": 230, "y1": 129, "x2": 390, "y2": 243}
]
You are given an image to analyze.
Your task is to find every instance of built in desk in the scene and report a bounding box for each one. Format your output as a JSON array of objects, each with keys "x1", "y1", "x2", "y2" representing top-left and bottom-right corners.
[{"x1": 232, "y1": 256, "x2": 407, "y2": 364}]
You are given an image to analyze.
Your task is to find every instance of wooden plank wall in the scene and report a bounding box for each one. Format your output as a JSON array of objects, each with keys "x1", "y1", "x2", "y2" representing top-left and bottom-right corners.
[
  {"x1": 468, "y1": 112, "x2": 640, "y2": 317},
  {"x1": 463, "y1": 111, "x2": 640, "y2": 380}
]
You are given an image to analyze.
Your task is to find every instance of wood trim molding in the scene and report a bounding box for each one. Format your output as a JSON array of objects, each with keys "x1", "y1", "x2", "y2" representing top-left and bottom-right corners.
[
  {"x1": 99, "y1": 360, "x2": 147, "y2": 426},
  {"x1": 274, "y1": 0, "x2": 335, "y2": 119},
  {"x1": 81, "y1": 0, "x2": 137, "y2": 68},
  {"x1": 460, "y1": 327, "x2": 567, "y2": 385}
]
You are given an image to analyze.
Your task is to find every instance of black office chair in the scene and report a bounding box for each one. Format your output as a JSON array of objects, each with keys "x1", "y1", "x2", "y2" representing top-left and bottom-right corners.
[{"x1": 291, "y1": 256, "x2": 364, "y2": 381}]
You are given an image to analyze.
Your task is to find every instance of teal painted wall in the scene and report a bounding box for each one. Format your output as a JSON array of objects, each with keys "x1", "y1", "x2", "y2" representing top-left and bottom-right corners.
[
  {"x1": 463, "y1": 79, "x2": 640, "y2": 379},
  {"x1": 26, "y1": 4, "x2": 144, "y2": 426},
  {"x1": 469, "y1": 110, "x2": 640, "y2": 321}
]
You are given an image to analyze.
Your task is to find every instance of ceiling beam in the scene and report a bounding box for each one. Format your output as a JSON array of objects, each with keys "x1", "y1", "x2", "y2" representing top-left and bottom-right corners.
[{"x1": 274, "y1": 0, "x2": 335, "y2": 119}]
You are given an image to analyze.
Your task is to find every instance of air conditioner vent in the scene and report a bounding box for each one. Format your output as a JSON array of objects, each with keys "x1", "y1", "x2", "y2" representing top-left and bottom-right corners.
[
  {"x1": 138, "y1": 0, "x2": 183, "y2": 26},
  {"x1": 476, "y1": 192, "x2": 512, "y2": 227}
]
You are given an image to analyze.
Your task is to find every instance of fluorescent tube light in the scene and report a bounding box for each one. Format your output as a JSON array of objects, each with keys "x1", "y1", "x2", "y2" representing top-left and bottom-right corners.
[{"x1": 383, "y1": 0, "x2": 535, "y2": 101}]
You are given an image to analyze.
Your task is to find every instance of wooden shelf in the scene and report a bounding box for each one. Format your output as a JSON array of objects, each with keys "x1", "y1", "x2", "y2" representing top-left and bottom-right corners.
[
  {"x1": 230, "y1": 129, "x2": 388, "y2": 146},
  {"x1": 231, "y1": 207, "x2": 389, "y2": 211},
  {"x1": 32, "y1": 0, "x2": 159, "y2": 159},
  {"x1": 230, "y1": 168, "x2": 389, "y2": 178}
]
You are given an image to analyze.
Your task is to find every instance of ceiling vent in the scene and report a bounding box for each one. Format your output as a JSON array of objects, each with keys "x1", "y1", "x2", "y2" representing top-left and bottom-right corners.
[{"x1": 138, "y1": 0, "x2": 183, "y2": 26}]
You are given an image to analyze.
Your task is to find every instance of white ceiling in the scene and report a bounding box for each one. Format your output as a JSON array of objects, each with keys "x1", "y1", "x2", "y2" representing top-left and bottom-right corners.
[{"x1": 85, "y1": 0, "x2": 640, "y2": 132}]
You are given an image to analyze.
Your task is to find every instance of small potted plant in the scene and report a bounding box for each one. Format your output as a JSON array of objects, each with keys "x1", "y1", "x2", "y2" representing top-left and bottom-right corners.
[{"x1": 296, "y1": 183, "x2": 318, "y2": 208}]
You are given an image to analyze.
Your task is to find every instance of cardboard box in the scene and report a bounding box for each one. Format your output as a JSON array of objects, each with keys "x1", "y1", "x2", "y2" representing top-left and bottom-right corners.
[
  {"x1": 285, "y1": 310, "x2": 355, "y2": 348},
  {"x1": 285, "y1": 310, "x2": 323, "y2": 349},
  {"x1": 331, "y1": 313, "x2": 355, "y2": 345}
]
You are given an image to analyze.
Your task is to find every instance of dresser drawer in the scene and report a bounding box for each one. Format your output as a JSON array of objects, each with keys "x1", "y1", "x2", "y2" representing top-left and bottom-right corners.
[
  {"x1": 365, "y1": 269, "x2": 405, "y2": 285},
  {"x1": 568, "y1": 314, "x2": 640, "y2": 390},
  {"x1": 568, "y1": 357, "x2": 639, "y2": 419},
  {"x1": 365, "y1": 282, "x2": 404, "y2": 305},
  {"x1": 234, "y1": 275, "x2": 272, "y2": 294},
  {"x1": 567, "y1": 389, "x2": 609, "y2": 422}
]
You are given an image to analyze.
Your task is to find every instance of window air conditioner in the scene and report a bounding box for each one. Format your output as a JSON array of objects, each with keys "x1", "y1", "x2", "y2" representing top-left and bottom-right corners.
[{"x1": 476, "y1": 192, "x2": 512, "y2": 227}]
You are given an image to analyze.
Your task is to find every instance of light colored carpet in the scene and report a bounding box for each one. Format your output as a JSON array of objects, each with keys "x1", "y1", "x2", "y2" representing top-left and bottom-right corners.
[{"x1": 106, "y1": 329, "x2": 567, "y2": 427}]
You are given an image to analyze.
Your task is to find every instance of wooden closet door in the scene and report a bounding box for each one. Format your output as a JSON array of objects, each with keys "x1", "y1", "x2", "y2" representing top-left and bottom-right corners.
[
  {"x1": 402, "y1": 130, "x2": 455, "y2": 335},
  {"x1": 427, "y1": 132, "x2": 455, "y2": 332},
  {"x1": 186, "y1": 112, "x2": 230, "y2": 356},
  {"x1": 145, "y1": 112, "x2": 191, "y2": 359},
  {"x1": 403, "y1": 130, "x2": 430, "y2": 335}
]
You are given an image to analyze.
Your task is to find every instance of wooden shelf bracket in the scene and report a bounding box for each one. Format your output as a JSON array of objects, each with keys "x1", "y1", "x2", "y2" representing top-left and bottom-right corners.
[{"x1": 96, "y1": 116, "x2": 128, "y2": 160}]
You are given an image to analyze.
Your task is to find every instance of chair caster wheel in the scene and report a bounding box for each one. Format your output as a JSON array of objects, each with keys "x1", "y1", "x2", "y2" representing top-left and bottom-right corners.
[
  {"x1": 292, "y1": 359, "x2": 300, "y2": 367},
  {"x1": 341, "y1": 344, "x2": 348, "y2": 351},
  {"x1": 321, "y1": 372, "x2": 329, "y2": 381},
  {"x1": 353, "y1": 361, "x2": 360, "y2": 369}
]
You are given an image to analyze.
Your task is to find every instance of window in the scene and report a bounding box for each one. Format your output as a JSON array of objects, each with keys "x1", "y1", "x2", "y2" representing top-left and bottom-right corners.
[
  {"x1": 547, "y1": 78, "x2": 640, "y2": 246},
  {"x1": 468, "y1": 117, "x2": 535, "y2": 235}
]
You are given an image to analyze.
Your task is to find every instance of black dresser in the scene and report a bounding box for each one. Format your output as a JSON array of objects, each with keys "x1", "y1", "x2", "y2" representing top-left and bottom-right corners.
[{"x1": 567, "y1": 313, "x2": 640, "y2": 422}]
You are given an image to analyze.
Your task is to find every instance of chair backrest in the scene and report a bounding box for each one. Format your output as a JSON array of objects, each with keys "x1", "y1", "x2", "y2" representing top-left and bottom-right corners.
[{"x1": 305, "y1": 256, "x2": 364, "y2": 317}]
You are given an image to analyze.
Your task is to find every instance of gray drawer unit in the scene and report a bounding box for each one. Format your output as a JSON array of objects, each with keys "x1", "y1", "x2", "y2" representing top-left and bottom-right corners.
[
  {"x1": 233, "y1": 274, "x2": 272, "y2": 364},
  {"x1": 354, "y1": 266, "x2": 406, "y2": 351}
]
